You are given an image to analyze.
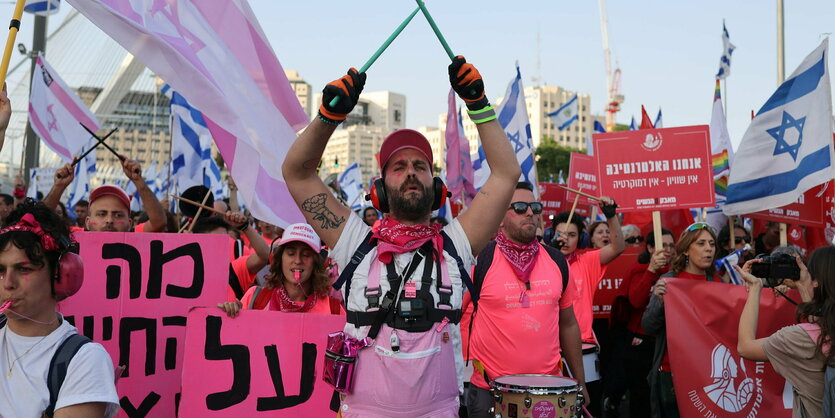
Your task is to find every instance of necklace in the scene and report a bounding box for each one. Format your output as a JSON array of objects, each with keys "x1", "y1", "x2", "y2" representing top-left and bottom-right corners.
[{"x1": 4, "y1": 328, "x2": 50, "y2": 379}]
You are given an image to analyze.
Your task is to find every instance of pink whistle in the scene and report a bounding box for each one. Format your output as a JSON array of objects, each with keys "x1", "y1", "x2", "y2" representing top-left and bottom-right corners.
[
  {"x1": 0, "y1": 300, "x2": 10, "y2": 313},
  {"x1": 294, "y1": 271, "x2": 301, "y2": 282}
]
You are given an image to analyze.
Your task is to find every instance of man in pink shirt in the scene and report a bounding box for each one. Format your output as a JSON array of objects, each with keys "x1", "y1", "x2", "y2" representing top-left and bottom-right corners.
[{"x1": 464, "y1": 182, "x2": 585, "y2": 417}]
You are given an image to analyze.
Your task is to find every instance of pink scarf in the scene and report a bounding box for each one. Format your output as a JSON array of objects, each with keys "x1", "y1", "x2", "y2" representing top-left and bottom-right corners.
[
  {"x1": 372, "y1": 217, "x2": 443, "y2": 264},
  {"x1": 495, "y1": 231, "x2": 540, "y2": 283}
]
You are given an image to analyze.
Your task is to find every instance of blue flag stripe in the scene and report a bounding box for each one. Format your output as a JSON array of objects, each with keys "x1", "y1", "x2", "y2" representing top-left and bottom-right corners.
[
  {"x1": 547, "y1": 94, "x2": 578, "y2": 118},
  {"x1": 726, "y1": 145, "x2": 830, "y2": 203},
  {"x1": 757, "y1": 52, "x2": 826, "y2": 116}
]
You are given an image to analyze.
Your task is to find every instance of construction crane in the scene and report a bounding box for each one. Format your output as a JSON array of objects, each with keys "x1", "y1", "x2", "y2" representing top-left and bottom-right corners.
[{"x1": 598, "y1": 0, "x2": 624, "y2": 131}]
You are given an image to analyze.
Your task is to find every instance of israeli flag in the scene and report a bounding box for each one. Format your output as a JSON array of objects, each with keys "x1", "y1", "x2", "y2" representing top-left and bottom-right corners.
[
  {"x1": 338, "y1": 162, "x2": 364, "y2": 210},
  {"x1": 654, "y1": 108, "x2": 663, "y2": 128},
  {"x1": 66, "y1": 137, "x2": 97, "y2": 209},
  {"x1": 714, "y1": 244, "x2": 750, "y2": 285},
  {"x1": 724, "y1": 40, "x2": 833, "y2": 216},
  {"x1": 24, "y1": 0, "x2": 59, "y2": 15},
  {"x1": 162, "y1": 84, "x2": 224, "y2": 199},
  {"x1": 593, "y1": 120, "x2": 606, "y2": 134},
  {"x1": 716, "y1": 22, "x2": 736, "y2": 80},
  {"x1": 547, "y1": 94, "x2": 579, "y2": 130},
  {"x1": 472, "y1": 64, "x2": 538, "y2": 197},
  {"x1": 629, "y1": 116, "x2": 637, "y2": 131}
]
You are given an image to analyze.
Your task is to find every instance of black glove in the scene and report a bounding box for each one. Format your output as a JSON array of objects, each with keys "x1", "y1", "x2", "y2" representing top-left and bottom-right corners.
[
  {"x1": 600, "y1": 200, "x2": 618, "y2": 219},
  {"x1": 318, "y1": 68, "x2": 366, "y2": 124},
  {"x1": 448, "y1": 56, "x2": 489, "y2": 110}
]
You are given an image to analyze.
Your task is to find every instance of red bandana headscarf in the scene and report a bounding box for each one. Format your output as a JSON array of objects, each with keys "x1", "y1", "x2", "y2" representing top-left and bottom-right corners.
[
  {"x1": 371, "y1": 217, "x2": 442, "y2": 264},
  {"x1": 495, "y1": 231, "x2": 540, "y2": 283}
]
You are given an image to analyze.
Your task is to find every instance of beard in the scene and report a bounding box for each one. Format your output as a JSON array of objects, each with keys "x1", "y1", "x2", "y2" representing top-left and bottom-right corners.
[
  {"x1": 387, "y1": 178, "x2": 434, "y2": 222},
  {"x1": 506, "y1": 221, "x2": 538, "y2": 244}
]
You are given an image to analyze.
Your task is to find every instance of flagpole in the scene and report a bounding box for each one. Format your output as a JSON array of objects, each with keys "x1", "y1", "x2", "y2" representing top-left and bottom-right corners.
[
  {"x1": 777, "y1": 0, "x2": 788, "y2": 247},
  {"x1": 0, "y1": 0, "x2": 25, "y2": 87}
]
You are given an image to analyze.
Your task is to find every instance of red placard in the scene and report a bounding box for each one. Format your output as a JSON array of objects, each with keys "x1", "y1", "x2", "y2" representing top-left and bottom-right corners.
[
  {"x1": 538, "y1": 182, "x2": 590, "y2": 221},
  {"x1": 745, "y1": 181, "x2": 832, "y2": 227},
  {"x1": 594, "y1": 126, "x2": 715, "y2": 211},
  {"x1": 592, "y1": 248, "x2": 640, "y2": 319},
  {"x1": 568, "y1": 152, "x2": 600, "y2": 206},
  {"x1": 666, "y1": 280, "x2": 795, "y2": 417}
]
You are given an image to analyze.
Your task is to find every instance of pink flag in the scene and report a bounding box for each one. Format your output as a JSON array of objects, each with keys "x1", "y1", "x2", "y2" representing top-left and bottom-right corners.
[
  {"x1": 443, "y1": 89, "x2": 476, "y2": 205},
  {"x1": 28, "y1": 53, "x2": 100, "y2": 162},
  {"x1": 66, "y1": 0, "x2": 309, "y2": 226}
]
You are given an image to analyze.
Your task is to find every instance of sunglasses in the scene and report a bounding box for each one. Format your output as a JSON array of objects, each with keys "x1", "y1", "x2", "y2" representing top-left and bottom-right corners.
[
  {"x1": 508, "y1": 201, "x2": 543, "y2": 215},
  {"x1": 734, "y1": 236, "x2": 751, "y2": 244},
  {"x1": 686, "y1": 222, "x2": 713, "y2": 233},
  {"x1": 625, "y1": 236, "x2": 644, "y2": 244}
]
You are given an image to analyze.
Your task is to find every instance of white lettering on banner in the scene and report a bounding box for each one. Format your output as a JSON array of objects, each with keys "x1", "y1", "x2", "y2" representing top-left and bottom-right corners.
[
  {"x1": 575, "y1": 172, "x2": 597, "y2": 182},
  {"x1": 613, "y1": 179, "x2": 648, "y2": 189},
  {"x1": 688, "y1": 175, "x2": 700, "y2": 184},
  {"x1": 605, "y1": 158, "x2": 703, "y2": 175},
  {"x1": 769, "y1": 208, "x2": 785, "y2": 215},
  {"x1": 668, "y1": 176, "x2": 686, "y2": 185},
  {"x1": 787, "y1": 210, "x2": 800, "y2": 216},
  {"x1": 636, "y1": 198, "x2": 656, "y2": 205},
  {"x1": 659, "y1": 197, "x2": 676, "y2": 204}
]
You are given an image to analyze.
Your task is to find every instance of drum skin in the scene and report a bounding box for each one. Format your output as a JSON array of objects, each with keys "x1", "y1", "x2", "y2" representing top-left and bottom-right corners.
[{"x1": 490, "y1": 374, "x2": 583, "y2": 418}]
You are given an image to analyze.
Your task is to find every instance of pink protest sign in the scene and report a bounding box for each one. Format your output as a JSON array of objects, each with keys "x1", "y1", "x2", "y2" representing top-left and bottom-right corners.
[
  {"x1": 178, "y1": 308, "x2": 347, "y2": 416},
  {"x1": 60, "y1": 232, "x2": 229, "y2": 417}
]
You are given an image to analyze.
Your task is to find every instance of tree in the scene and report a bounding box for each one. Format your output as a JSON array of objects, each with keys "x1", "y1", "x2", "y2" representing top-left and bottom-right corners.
[{"x1": 534, "y1": 136, "x2": 581, "y2": 183}]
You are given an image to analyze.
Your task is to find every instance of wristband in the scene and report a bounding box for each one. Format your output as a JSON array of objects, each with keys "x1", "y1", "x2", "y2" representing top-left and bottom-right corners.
[
  {"x1": 467, "y1": 105, "x2": 497, "y2": 124},
  {"x1": 236, "y1": 222, "x2": 250, "y2": 232},
  {"x1": 318, "y1": 112, "x2": 343, "y2": 126}
]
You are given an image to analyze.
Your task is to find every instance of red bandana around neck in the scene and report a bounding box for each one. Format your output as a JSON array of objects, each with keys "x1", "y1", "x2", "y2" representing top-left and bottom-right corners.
[
  {"x1": 495, "y1": 231, "x2": 540, "y2": 283},
  {"x1": 270, "y1": 284, "x2": 317, "y2": 313},
  {"x1": 371, "y1": 217, "x2": 443, "y2": 264}
]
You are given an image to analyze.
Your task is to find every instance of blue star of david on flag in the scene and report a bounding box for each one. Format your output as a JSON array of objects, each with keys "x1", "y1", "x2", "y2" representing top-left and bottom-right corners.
[{"x1": 765, "y1": 111, "x2": 806, "y2": 161}]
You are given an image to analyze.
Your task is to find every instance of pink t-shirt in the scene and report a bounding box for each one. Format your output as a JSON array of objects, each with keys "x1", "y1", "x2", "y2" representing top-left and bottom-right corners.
[
  {"x1": 568, "y1": 249, "x2": 606, "y2": 343},
  {"x1": 467, "y1": 244, "x2": 578, "y2": 389}
]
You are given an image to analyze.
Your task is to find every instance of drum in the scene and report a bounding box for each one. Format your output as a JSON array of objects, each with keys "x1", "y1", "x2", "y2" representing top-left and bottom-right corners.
[
  {"x1": 490, "y1": 374, "x2": 583, "y2": 418},
  {"x1": 582, "y1": 342, "x2": 600, "y2": 382}
]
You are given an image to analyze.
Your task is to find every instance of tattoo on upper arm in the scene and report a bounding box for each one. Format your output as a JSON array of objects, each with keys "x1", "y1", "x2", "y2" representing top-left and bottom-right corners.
[{"x1": 301, "y1": 193, "x2": 345, "y2": 229}]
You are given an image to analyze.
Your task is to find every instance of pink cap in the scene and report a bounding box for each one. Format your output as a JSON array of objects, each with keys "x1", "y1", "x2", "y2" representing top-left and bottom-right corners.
[
  {"x1": 277, "y1": 223, "x2": 321, "y2": 253},
  {"x1": 89, "y1": 185, "x2": 131, "y2": 211},
  {"x1": 377, "y1": 129, "x2": 433, "y2": 172}
]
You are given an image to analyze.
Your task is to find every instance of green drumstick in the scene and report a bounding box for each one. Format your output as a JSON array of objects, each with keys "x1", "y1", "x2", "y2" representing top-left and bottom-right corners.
[
  {"x1": 328, "y1": 6, "x2": 420, "y2": 108},
  {"x1": 415, "y1": 0, "x2": 477, "y2": 96}
]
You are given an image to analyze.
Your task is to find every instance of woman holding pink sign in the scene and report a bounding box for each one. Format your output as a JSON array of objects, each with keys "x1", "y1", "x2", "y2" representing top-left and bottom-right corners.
[{"x1": 218, "y1": 223, "x2": 343, "y2": 316}]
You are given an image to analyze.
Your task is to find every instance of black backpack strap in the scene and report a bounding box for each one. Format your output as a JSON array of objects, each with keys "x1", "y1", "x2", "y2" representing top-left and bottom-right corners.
[
  {"x1": 471, "y1": 240, "x2": 498, "y2": 310},
  {"x1": 541, "y1": 245, "x2": 570, "y2": 295},
  {"x1": 44, "y1": 333, "x2": 92, "y2": 417},
  {"x1": 228, "y1": 264, "x2": 245, "y2": 300},
  {"x1": 333, "y1": 231, "x2": 376, "y2": 303},
  {"x1": 0, "y1": 314, "x2": 6, "y2": 329}
]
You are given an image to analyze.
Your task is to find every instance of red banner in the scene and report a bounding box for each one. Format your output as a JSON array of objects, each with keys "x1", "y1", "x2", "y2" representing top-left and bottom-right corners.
[
  {"x1": 592, "y1": 248, "x2": 640, "y2": 319},
  {"x1": 594, "y1": 126, "x2": 715, "y2": 212},
  {"x1": 568, "y1": 152, "x2": 599, "y2": 207},
  {"x1": 666, "y1": 280, "x2": 795, "y2": 417},
  {"x1": 538, "y1": 182, "x2": 590, "y2": 220},
  {"x1": 746, "y1": 181, "x2": 833, "y2": 228}
]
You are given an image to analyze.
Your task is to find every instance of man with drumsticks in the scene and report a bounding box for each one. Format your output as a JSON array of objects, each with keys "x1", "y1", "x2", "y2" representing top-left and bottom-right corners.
[{"x1": 463, "y1": 182, "x2": 587, "y2": 417}]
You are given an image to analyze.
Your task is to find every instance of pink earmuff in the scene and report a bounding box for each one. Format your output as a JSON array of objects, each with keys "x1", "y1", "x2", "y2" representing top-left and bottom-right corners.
[{"x1": 54, "y1": 252, "x2": 84, "y2": 301}]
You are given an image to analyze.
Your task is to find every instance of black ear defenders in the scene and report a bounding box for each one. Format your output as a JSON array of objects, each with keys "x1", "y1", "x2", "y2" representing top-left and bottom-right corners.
[{"x1": 366, "y1": 177, "x2": 450, "y2": 213}]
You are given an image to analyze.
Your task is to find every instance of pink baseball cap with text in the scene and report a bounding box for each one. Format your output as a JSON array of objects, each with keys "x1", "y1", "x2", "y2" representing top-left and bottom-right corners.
[{"x1": 276, "y1": 223, "x2": 321, "y2": 253}]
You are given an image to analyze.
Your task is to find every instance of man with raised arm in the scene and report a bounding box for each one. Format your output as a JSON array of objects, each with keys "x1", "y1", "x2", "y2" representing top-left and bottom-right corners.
[
  {"x1": 282, "y1": 57, "x2": 521, "y2": 417},
  {"x1": 43, "y1": 158, "x2": 167, "y2": 233}
]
